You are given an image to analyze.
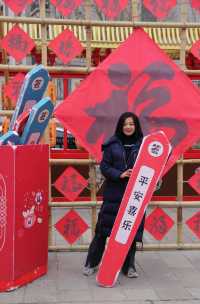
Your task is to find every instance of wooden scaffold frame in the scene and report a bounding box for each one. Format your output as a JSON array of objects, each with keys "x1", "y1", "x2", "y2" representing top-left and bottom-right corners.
[{"x1": 0, "y1": 0, "x2": 200, "y2": 251}]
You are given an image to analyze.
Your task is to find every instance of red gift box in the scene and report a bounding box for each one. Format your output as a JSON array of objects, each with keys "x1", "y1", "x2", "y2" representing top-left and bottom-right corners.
[{"x1": 0, "y1": 144, "x2": 49, "y2": 291}]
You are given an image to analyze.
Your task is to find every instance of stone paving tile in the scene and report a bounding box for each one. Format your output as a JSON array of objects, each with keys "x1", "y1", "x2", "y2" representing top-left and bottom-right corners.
[
  {"x1": 0, "y1": 287, "x2": 25, "y2": 304},
  {"x1": 123, "y1": 288, "x2": 158, "y2": 301},
  {"x1": 186, "y1": 288, "x2": 200, "y2": 299},
  {"x1": 90, "y1": 286, "x2": 127, "y2": 302},
  {"x1": 160, "y1": 251, "x2": 194, "y2": 268},
  {"x1": 171, "y1": 268, "x2": 200, "y2": 288},
  {"x1": 56, "y1": 289, "x2": 93, "y2": 302},
  {"x1": 154, "y1": 286, "x2": 193, "y2": 300}
]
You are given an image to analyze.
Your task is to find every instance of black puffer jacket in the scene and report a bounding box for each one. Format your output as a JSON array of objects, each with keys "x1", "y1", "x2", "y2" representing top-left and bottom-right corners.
[{"x1": 96, "y1": 135, "x2": 145, "y2": 241}]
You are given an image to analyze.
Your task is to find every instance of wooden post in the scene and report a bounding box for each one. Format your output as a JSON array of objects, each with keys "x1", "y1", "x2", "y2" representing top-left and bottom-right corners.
[
  {"x1": 176, "y1": 156, "x2": 184, "y2": 247},
  {"x1": 84, "y1": 0, "x2": 92, "y2": 69},
  {"x1": 89, "y1": 160, "x2": 97, "y2": 237},
  {"x1": 131, "y1": 0, "x2": 139, "y2": 22},
  {"x1": 179, "y1": 0, "x2": 188, "y2": 69}
]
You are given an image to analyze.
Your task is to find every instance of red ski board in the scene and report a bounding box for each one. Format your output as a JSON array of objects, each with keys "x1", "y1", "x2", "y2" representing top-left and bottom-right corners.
[{"x1": 96, "y1": 131, "x2": 171, "y2": 287}]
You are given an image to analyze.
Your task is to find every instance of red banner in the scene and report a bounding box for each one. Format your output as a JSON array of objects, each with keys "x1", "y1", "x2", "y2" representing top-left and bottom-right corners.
[
  {"x1": 190, "y1": 0, "x2": 200, "y2": 13},
  {"x1": 55, "y1": 209, "x2": 88, "y2": 244},
  {"x1": 48, "y1": 28, "x2": 83, "y2": 64},
  {"x1": 54, "y1": 28, "x2": 200, "y2": 174},
  {"x1": 3, "y1": 0, "x2": 33, "y2": 15},
  {"x1": 190, "y1": 39, "x2": 200, "y2": 62},
  {"x1": 143, "y1": 0, "x2": 177, "y2": 20},
  {"x1": 94, "y1": 0, "x2": 128, "y2": 19},
  {"x1": 145, "y1": 207, "x2": 174, "y2": 240},
  {"x1": 96, "y1": 132, "x2": 171, "y2": 287},
  {"x1": 1, "y1": 25, "x2": 35, "y2": 62},
  {"x1": 50, "y1": 0, "x2": 83, "y2": 17},
  {"x1": 4, "y1": 73, "x2": 25, "y2": 106}
]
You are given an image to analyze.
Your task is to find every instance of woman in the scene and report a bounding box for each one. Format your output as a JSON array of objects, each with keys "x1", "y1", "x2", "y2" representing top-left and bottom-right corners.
[{"x1": 83, "y1": 112, "x2": 145, "y2": 278}]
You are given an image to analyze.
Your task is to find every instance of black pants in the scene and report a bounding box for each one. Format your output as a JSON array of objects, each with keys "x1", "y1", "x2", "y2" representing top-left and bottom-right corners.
[{"x1": 85, "y1": 233, "x2": 137, "y2": 274}]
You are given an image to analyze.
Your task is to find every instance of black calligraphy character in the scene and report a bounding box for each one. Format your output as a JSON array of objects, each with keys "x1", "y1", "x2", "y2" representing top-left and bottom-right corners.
[
  {"x1": 70, "y1": 174, "x2": 83, "y2": 192},
  {"x1": 85, "y1": 61, "x2": 188, "y2": 148},
  {"x1": 149, "y1": 215, "x2": 167, "y2": 234},
  {"x1": 85, "y1": 63, "x2": 130, "y2": 143},
  {"x1": 122, "y1": 220, "x2": 132, "y2": 231},
  {"x1": 39, "y1": 111, "x2": 48, "y2": 122},
  {"x1": 102, "y1": 0, "x2": 120, "y2": 11},
  {"x1": 197, "y1": 179, "x2": 200, "y2": 190},
  {"x1": 193, "y1": 213, "x2": 200, "y2": 233},
  {"x1": 133, "y1": 191, "x2": 143, "y2": 202},
  {"x1": 127, "y1": 205, "x2": 137, "y2": 216},
  {"x1": 59, "y1": 40, "x2": 72, "y2": 57},
  {"x1": 12, "y1": 81, "x2": 21, "y2": 97},
  {"x1": 61, "y1": 176, "x2": 68, "y2": 192},
  {"x1": 132, "y1": 61, "x2": 188, "y2": 148},
  {"x1": 8, "y1": 34, "x2": 28, "y2": 52},
  {"x1": 150, "y1": 143, "x2": 161, "y2": 156},
  {"x1": 33, "y1": 78, "x2": 43, "y2": 90},
  {"x1": 138, "y1": 176, "x2": 149, "y2": 186},
  {"x1": 56, "y1": 0, "x2": 76, "y2": 9},
  {"x1": 149, "y1": 0, "x2": 172, "y2": 16},
  {"x1": 64, "y1": 219, "x2": 80, "y2": 237}
]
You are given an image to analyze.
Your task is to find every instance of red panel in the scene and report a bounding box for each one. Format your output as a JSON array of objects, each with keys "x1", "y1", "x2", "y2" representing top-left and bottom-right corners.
[
  {"x1": 188, "y1": 171, "x2": 200, "y2": 195},
  {"x1": 190, "y1": 0, "x2": 200, "y2": 13},
  {"x1": 4, "y1": 73, "x2": 25, "y2": 106},
  {"x1": 94, "y1": 0, "x2": 128, "y2": 19},
  {"x1": 50, "y1": 0, "x2": 83, "y2": 17},
  {"x1": 54, "y1": 166, "x2": 88, "y2": 201},
  {"x1": 3, "y1": 0, "x2": 33, "y2": 15},
  {"x1": 145, "y1": 207, "x2": 174, "y2": 240},
  {"x1": 1, "y1": 25, "x2": 35, "y2": 62},
  {"x1": 55, "y1": 209, "x2": 88, "y2": 244},
  {"x1": 48, "y1": 28, "x2": 83, "y2": 64},
  {"x1": 186, "y1": 211, "x2": 200, "y2": 239},
  {"x1": 143, "y1": 0, "x2": 177, "y2": 20},
  {"x1": 0, "y1": 145, "x2": 49, "y2": 291}
]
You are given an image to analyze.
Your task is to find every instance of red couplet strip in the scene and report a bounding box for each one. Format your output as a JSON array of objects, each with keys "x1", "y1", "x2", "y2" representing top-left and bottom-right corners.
[{"x1": 96, "y1": 131, "x2": 171, "y2": 287}]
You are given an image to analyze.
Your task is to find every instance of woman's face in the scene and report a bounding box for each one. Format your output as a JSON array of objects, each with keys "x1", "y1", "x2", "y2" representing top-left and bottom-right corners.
[{"x1": 123, "y1": 117, "x2": 135, "y2": 136}]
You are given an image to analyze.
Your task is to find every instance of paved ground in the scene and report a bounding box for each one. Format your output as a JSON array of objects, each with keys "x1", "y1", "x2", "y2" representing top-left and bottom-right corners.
[{"x1": 1, "y1": 250, "x2": 200, "y2": 304}]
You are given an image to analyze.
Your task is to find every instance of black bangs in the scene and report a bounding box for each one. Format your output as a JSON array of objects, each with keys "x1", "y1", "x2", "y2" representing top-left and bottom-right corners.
[{"x1": 115, "y1": 112, "x2": 143, "y2": 142}]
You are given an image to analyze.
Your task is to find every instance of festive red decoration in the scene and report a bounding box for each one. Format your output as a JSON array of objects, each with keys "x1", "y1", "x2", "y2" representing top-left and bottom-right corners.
[
  {"x1": 48, "y1": 28, "x2": 83, "y2": 64},
  {"x1": 190, "y1": 39, "x2": 200, "y2": 62},
  {"x1": 54, "y1": 166, "x2": 88, "y2": 201},
  {"x1": 1, "y1": 25, "x2": 35, "y2": 62},
  {"x1": 50, "y1": 0, "x2": 83, "y2": 17},
  {"x1": 55, "y1": 209, "x2": 88, "y2": 244},
  {"x1": 145, "y1": 207, "x2": 174, "y2": 240},
  {"x1": 188, "y1": 170, "x2": 200, "y2": 195},
  {"x1": 4, "y1": 73, "x2": 25, "y2": 106},
  {"x1": 190, "y1": 0, "x2": 200, "y2": 13},
  {"x1": 94, "y1": 0, "x2": 129, "y2": 19},
  {"x1": 186, "y1": 211, "x2": 200, "y2": 239},
  {"x1": 54, "y1": 28, "x2": 200, "y2": 175},
  {"x1": 143, "y1": 0, "x2": 177, "y2": 20},
  {"x1": 3, "y1": 0, "x2": 33, "y2": 15}
]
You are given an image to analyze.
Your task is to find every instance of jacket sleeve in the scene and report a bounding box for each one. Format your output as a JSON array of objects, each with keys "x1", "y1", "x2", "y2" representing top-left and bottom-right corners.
[{"x1": 100, "y1": 146, "x2": 123, "y2": 181}]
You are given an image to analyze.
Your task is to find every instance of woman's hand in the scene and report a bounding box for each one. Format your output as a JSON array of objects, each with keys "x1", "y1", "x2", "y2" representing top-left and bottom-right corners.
[{"x1": 120, "y1": 169, "x2": 132, "y2": 178}]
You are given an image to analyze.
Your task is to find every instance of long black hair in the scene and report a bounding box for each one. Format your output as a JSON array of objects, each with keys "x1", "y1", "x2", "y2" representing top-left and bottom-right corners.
[{"x1": 115, "y1": 112, "x2": 143, "y2": 143}]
